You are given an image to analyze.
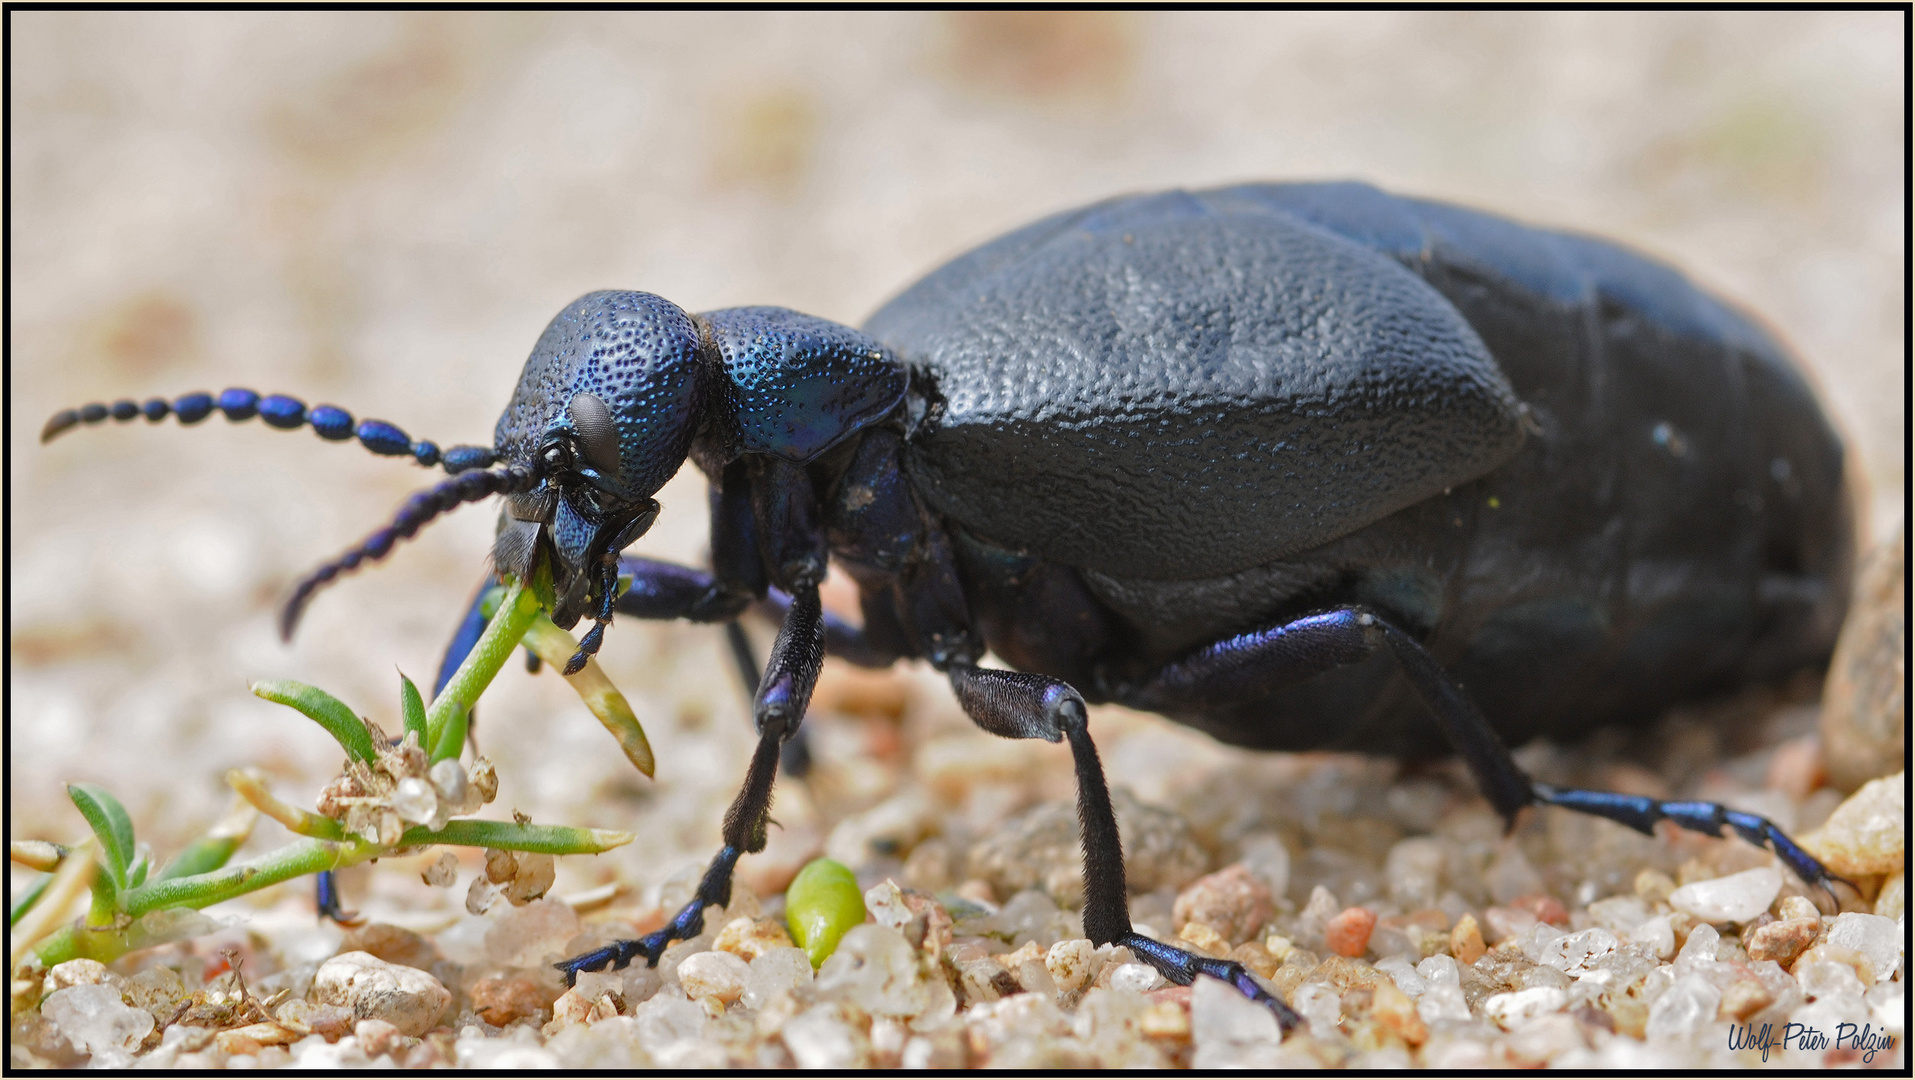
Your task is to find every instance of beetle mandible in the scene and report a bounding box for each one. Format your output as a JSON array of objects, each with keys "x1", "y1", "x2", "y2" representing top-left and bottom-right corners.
[{"x1": 43, "y1": 181, "x2": 1854, "y2": 1024}]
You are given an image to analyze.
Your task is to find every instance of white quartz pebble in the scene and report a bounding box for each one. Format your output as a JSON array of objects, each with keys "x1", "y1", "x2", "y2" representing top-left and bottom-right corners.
[{"x1": 1667, "y1": 866, "x2": 1782, "y2": 924}]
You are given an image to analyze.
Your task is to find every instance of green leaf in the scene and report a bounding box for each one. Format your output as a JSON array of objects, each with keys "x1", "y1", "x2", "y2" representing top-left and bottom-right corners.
[
  {"x1": 399, "y1": 673, "x2": 428, "y2": 747},
  {"x1": 402, "y1": 818, "x2": 634, "y2": 855},
  {"x1": 786, "y1": 858, "x2": 865, "y2": 968},
  {"x1": 66, "y1": 783, "x2": 135, "y2": 886},
  {"x1": 157, "y1": 836, "x2": 241, "y2": 882},
  {"x1": 127, "y1": 855, "x2": 150, "y2": 889},
  {"x1": 9, "y1": 874, "x2": 52, "y2": 927},
  {"x1": 251, "y1": 680, "x2": 378, "y2": 764},
  {"x1": 523, "y1": 614, "x2": 654, "y2": 777}
]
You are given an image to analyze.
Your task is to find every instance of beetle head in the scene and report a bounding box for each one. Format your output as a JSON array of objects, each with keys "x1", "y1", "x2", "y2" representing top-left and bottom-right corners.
[{"x1": 490, "y1": 291, "x2": 707, "y2": 626}]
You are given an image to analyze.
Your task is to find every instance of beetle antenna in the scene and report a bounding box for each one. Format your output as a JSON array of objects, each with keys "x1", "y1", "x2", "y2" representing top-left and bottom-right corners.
[
  {"x1": 279, "y1": 463, "x2": 540, "y2": 641},
  {"x1": 41, "y1": 388, "x2": 496, "y2": 475}
]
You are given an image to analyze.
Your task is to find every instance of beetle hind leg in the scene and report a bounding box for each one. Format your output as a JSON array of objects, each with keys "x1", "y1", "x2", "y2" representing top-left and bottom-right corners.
[
  {"x1": 947, "y1": 663, "x2": 1303, "y2": 1030},
  {"x1": 1126, "y1": 605, "x2": 1845, "y2": 900}
]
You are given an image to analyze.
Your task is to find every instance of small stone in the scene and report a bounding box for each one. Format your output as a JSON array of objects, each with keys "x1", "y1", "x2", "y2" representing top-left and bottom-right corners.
[
  {"x1": 714, "y1": 915, "x2": 795, "y2": 962},
  {"x1": 968, "y1": 789, "x2": 1205, "y2": 907},
  {"x1": 1746, "y1": 917, "x2": 1821, "y2": 966},
  {"x1": 421, "y1": 851, "x2": 458, "y2": 888},
  {"x1": 469, "y1": 973, "x2": 561, "y2": 1026},
  {"x1": 1138, "y1": 990, "x2": 1191, "y2": 1042},
  {"x1": 484, "y1": 897, "x2": 581, "y2": 967},
  {"x1": 782, "y1": 1003, "x2": 870, "y2": 1069},
  {"x1": 1324, "y1": 906, "x2": 1378, "y2": 958},
  {"x1": 1172, "y1": 863, "x2": 1273, "y2": 945},
  {"x1": 1307, "y1": 954, "x2": 1384, "y2": 993},
  {"x1": 353, "y1": 1018, "x2": 403, "y2": 1058},
  {"x1": 1634, "y1": 868, "x2": 1677, "y2": 904},
  {"x1": 44, "y1": 959, "x2": 117, "y2": 994},
  {"x1": 343, "y1": 921, "x2": 442, "y2": 971},
  {"x1": 122, "y1": 965, "x2": 187, "y2": 1020},
  {"x1": 1483, "y1": 986, "x2": 1568, "y2": 1029},
  {"x1": 1510, "y1": 893, "x2": 1569, "y2": 927},
  {"x1": 1800, "y1": 772, "x2": 1904, "y2": 876},
  {"x1": 1229, "y1": 940, "x2": 1282, "y2": 981},
  {"x1": 1384, "y1": 837, "x2": 1447, "y2": 911},
  {"x1": 542, "y1": 986, "x2": 620, "y2": 1034},
  {"x1": 1777, "y1": 894, "x2": 1821, "y2": 921},
  {"x1": 1370, "y1": 980, "x2": 1427, "y2": 1045},
  {"x1": 1629, "y1": 914, "x2": 1676, "y2": 960},
  {"x1": 216, "y1": 1022, "x2": 300, "y2": 1057},
  {"x1": 1820, "y1": 525, "x2": 1904, "y2": 792},
  {"x1": 676, "y1": 950, "x2": 750, "y2": 1003},
  {"x1": 743, "y1": 947, "x2": 815, "y2": 1011},
  {"x1": 1796, "y1": 945, "x2": 1872, "y2": 996},
  {"x1": 1237, "y1": 832, "x2": 1291, "y2": 901},
  {"x1": 1825, "y1": 913, "x2": 1901, "y2": 982},
  {"x1": 1045, "y1": 939, "x2": 1096, "y2": 994},
  {"x1": 1534, "y1": 927, "x2": 1618, "y2": 976},
  {"x1": 1587, "y1": 895, "x2": 1651, "y2": 935},
  {"x1": 311, "y1": 952, "x2": 452, "y2": 1037},
  {"x1": 1482, "y1": 905, "x2": 1537, "y2": 945},
  {"x1": 276, "y1": 999, "x2": 355, "y2": 1041},
  {"x1": 41, "y1": 983, "x2": 154, "y2": 1059},
  {"x1": 1500, "y1": 1012, "x2": 1585, "y2": 1066},
  {"x1": 1668, "y1": 865, "x2": 1783, "y2": 924},
  {"x1": 1109, "y1": 963, "x2": 1163, "y2": 995},
  {"x1": 1450, "y1": 913, "x2": 1486, "y2": 965},
  {"x1": 1644, "y1": 974, "x2": 1720, "y2": 1039},
  {"x1": 1175, "y1": 921, "x2": 1231, "y2": 958},
  {"x1": 1718, "y1": 979, "x2": 1772, "y2": 1020},
  {"x1": 1674, "y1": 921, "x2": 1721, "y2": 972},
  {"x1": 1189, "y1": 974, "x2": 1282, "y2": 1067},
  {"x1": 1875, "y1": 874, "x2": 1905, "y2": 922},
  {"x1": 391, "y1": 776, "x2": 438, "y2": 825}
]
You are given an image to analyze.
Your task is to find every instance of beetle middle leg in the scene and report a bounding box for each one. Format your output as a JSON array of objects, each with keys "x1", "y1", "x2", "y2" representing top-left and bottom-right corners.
[
  {"x1": 947, "y1": 664, "x2": 1305, "y2": 1030},
  {"x1": 1125, "y1": 605, "x2": 1847, "y2": 898},
  {"x1": 556, "y1": 583, "x2": 826, "y2": 985}
]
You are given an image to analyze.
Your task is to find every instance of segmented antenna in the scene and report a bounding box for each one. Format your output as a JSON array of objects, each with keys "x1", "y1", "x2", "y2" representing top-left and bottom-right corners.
[
  {"x1": 41, "y1": 388, "x2": 496, "y2": 474},
  {"x1": 278, "y1": 463, "x2": 540, "y2": 641}
]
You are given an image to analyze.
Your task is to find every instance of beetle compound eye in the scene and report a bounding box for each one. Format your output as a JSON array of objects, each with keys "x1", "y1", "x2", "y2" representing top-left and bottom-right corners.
[{"x1": 567, "y1": 392, "x2": 622, "y2": 478}]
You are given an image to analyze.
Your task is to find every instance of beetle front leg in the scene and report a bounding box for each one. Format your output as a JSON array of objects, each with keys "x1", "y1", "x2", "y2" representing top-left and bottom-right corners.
[
  {"x1": 946, "y1": 664, "x2": 1304, "y2": 1030},
  {"x1": 555, "y1": 583, "x2": 825, "y2": 984},
  {"x1": 1127, "y1": 606, "x2": 1848, "y2": 900}
]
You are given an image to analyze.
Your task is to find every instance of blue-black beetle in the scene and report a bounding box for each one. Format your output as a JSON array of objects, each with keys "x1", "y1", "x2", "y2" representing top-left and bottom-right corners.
[{"x1": 43, "y1": 182, "x2": 1853, "y2": 1024}]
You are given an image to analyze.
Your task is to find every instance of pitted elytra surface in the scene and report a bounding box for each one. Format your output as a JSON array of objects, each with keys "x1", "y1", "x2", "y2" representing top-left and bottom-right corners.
[{"x1": 870, "y1": 192, "x2": 1527, "y2": 580}]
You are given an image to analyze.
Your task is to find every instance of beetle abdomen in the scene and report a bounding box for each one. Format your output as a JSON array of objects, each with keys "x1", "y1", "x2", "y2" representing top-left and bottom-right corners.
[{"x1": 871, "y1": 192, "x2": 1528, "y2": 580}]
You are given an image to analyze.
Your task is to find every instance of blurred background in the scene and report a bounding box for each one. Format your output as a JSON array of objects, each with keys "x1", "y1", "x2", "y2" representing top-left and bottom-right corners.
[{"x1": 11, "y1": 12, "x2": 1904, "y2": 921}]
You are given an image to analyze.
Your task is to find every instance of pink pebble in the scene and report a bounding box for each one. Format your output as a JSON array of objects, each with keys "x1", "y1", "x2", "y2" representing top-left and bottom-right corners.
[{"x1": 1324, "y1": 906, "x2": 1378, "y2": 958}]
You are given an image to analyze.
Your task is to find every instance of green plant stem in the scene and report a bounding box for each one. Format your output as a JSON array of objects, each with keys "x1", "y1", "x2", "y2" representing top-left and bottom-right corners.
[
  {"x1": 29, "y1": 815, "x2": 632, "y2": 968},
  {"x1": 426, "y1": 575, "x2": 540, "y2": 759}
]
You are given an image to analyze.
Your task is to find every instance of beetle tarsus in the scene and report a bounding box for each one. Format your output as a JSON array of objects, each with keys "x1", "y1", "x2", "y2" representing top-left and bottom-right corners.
[
  {"x1": 1121, "y1": 934, "x2": 1304, "y2": 1032},
  {"x1": 314, "y1": 870, "x2": 362, "y2": 927},
  {"x1": 1529, "y1": 783, "x2": 1848, "y2": 899}
]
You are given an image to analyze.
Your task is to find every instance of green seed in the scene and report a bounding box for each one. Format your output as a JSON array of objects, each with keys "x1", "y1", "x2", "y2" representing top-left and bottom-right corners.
[{"x1": 785, "y1": 858, "x2": 864, "y2": 967}]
